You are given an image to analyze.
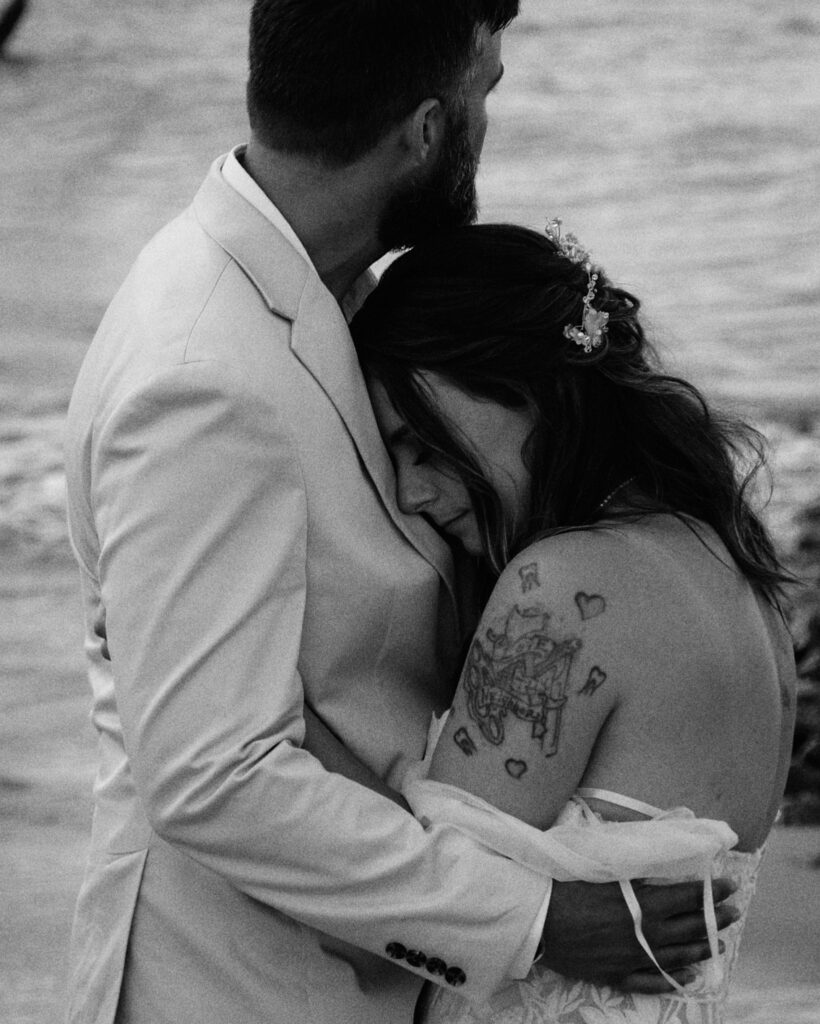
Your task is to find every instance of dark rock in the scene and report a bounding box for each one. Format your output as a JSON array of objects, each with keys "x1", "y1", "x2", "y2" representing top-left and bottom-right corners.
[
  {"x1": 783, "y1": 506, "x2": 820, "y2": 824},
  {"x1": 0, "y1": 0, "x2": 27, "y2": 54}
]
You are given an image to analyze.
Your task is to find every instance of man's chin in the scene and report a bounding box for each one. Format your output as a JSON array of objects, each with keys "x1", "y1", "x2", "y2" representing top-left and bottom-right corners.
[
  {"x1": 382, "y1": 211, "x2": 477, "y2": 253},
  {"x1": 378, "y1": 187, "x2": 478, "y2": 252}
]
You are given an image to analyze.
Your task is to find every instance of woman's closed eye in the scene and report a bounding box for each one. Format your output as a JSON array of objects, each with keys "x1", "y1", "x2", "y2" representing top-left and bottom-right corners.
[{"x1": 390, "y1": 435, "x2": 435, "y2": 469}]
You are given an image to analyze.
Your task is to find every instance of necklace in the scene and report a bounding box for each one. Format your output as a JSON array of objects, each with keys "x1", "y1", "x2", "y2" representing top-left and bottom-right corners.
[{"x1": 594, "y1": 476, "x2": 636, "y2": 515}]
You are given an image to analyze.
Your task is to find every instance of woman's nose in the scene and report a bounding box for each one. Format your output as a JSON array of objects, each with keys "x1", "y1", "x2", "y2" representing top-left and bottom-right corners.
[{"x1": 396, "y1": 466, "x2": 437, "y2": 515}]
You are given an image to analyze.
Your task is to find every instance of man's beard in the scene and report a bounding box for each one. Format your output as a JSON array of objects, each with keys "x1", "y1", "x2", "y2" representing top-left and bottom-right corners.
[{"x1": 378, "y1": 103, "x2": 479, "y2": 252}]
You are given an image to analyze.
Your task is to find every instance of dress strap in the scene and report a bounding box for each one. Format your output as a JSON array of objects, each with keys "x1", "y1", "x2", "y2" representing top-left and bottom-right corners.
[{"x1": 575, "y1": 787, "x2": 665, "y2": 818}]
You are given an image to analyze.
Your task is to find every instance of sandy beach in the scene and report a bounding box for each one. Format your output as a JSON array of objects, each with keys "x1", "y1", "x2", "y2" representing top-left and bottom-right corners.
[{"x1": 1, "y1": 1, "x2": 818, "y2": 1021}]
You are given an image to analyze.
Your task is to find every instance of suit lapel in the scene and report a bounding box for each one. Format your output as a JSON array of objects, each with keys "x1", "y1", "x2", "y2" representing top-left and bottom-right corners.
[
  {"x1": 193, "y1": 156, "x2": 457, "y2": 607},
  {"x1": 290, "y1": 273, "x2": 458, "y2": 603}
]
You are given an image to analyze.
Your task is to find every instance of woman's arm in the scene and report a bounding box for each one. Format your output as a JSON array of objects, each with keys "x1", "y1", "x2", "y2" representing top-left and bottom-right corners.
[
  {"x1": 303, "y1": 706, "x2": 409, "y2": 810},
  {"x1": 428, "y1": 535, "x2": 620, "y2": 829}
]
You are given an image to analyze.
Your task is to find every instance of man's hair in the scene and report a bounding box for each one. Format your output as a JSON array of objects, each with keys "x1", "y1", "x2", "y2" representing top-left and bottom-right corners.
[
  {"x1": 246, "y1": 0, "x2": 518, "y2": 165},
  {"x1": 351, "y1": 224, "x2": 791, "y2": 604}
]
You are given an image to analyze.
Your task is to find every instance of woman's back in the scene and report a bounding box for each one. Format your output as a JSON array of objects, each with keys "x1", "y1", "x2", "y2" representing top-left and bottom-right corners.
[
  {"x1": 571, "y1": 514, "x2": 794, "y2": 851},
  {"x1": 428, "y1": 513, "x2": 795, "y2": 851}
]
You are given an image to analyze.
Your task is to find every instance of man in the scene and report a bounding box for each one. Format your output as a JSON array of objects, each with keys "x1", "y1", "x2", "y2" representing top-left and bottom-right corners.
[{"x1": 64, "y1": 3, "x2": 735, "y2": 1022}]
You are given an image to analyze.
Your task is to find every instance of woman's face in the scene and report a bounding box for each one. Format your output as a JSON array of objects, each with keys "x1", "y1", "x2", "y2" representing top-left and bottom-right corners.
[{"x1": 369, "y1": 373, "x2": 534, "y2": 559}]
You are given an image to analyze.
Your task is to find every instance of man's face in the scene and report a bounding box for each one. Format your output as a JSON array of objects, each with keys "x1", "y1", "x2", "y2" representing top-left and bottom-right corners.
[
  {"x1": 459, "y1": 25, "x2": 505, "y2": 164},
  {"x1": 378, "y1": 27, "x2": 505, "y2": 251}
]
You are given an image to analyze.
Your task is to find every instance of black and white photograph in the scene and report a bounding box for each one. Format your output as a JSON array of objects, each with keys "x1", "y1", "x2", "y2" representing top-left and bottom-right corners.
[{"x1": 1, "y1": 3, "x2": 819, "y2": 1022}]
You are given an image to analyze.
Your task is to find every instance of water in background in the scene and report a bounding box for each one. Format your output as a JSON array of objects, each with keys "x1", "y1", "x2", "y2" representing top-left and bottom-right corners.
[
  {"x1": 1, "y1": 6, "x2": 819, "y2": 1022},
  {"x1": 1, "y1": 0, "x2": 819, "y2": 559}
]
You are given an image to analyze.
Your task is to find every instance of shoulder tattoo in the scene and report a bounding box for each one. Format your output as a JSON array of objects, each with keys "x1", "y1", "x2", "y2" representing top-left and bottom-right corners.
[{"x1": 462, "y1": 605, "x2": 581, "y2": 756}]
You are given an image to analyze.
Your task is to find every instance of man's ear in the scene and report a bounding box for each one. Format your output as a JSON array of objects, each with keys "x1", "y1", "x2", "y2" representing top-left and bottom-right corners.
[{"x1": 400, "y1": 97, "x2": 446, "y2": 170}]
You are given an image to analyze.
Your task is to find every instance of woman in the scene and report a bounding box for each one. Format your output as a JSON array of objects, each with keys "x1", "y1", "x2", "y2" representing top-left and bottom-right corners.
[{"x1": 322, "y1": 221, "x2": 796, "y2": 1022}]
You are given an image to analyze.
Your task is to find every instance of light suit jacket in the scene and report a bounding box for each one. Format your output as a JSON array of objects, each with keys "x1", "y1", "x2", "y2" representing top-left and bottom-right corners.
[{"x1": 63, "y1": 155, "x2": 547, "y2": 1024}]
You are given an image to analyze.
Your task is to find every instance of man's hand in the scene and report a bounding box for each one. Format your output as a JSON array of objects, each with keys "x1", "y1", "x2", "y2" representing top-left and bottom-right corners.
[{"x1": 541, "y1": 878, "x2": 739, "y2": 993}]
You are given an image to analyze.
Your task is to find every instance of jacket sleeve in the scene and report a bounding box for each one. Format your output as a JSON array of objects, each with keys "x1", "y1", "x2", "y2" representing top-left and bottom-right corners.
[{"x1": 92, "y1": 357, "x2": 549, "y2": 1003}]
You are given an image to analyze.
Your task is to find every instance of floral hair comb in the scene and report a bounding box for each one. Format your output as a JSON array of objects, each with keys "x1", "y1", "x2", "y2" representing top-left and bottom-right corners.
[{"x1": 544, "y1": 218, "x2": 609, "y2": 354}]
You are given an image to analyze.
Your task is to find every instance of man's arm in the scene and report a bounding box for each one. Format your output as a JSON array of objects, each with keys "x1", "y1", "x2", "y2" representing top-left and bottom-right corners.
[
  {"x1": 305, "y1": 703, "x2": 738, "y2": 992},
  {"x1": 302, "y1": 706, "x2": 408, "y2": 809}
]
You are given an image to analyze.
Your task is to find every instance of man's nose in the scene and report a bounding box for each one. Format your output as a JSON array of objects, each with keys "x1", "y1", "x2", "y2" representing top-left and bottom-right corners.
[{"x1": 396, "y1": 468, "x2": 437, "y2": 515}]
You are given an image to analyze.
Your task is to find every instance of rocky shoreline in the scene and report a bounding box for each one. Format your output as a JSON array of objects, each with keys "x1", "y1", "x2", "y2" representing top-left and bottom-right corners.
[{"x1": 783, "y1": 500, "x2": 820, "y2": 828}]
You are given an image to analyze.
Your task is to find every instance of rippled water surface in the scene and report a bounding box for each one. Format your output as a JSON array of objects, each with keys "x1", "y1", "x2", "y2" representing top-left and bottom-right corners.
[
  {"x1": 1, "y1": 0, "x2": 819, "y2": 556},
  {"x1": 1, "y1": 0, "x2": 818, "y2": 558}
]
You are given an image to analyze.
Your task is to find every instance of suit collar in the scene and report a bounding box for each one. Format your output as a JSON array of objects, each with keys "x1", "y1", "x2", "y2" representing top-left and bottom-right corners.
[
  {"x1": 193, "y1": 154, "x2": 309, "y2": 321},
  {"x1": 192, "y1": 155, "x2": 458, "y2": 610}
]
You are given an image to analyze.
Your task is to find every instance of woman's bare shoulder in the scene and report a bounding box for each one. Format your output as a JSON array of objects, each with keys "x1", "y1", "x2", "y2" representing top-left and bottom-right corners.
[
  {"x1": 502, "y1": 516, "x2": 743, "y2": 608},
  {"x1": 498, "y1": 525, "x2": 656, "y2": 614},
  {"x1": 495, "y1": 519, "x2": 745, "y2": 676}
]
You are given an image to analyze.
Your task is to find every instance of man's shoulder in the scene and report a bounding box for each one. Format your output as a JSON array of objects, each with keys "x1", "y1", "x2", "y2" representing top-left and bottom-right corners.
[
  {"x1": 106, "y1": 189, "x2": 294, "y2": 351},
  {"x1": 133, "y1": 205, "x2": 232, "y2": 293},
  {"x1": 73, "y1": 208, "x2": 289, "y2": 418}
]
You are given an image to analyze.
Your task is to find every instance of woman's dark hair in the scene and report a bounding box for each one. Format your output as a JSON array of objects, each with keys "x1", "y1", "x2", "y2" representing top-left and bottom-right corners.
[
  {"x1": 247, "y1": 0, "x2": 518, "y2": 166},
  {"x1": 351, "y1": 223, "x2": 791, "y2": 603}
]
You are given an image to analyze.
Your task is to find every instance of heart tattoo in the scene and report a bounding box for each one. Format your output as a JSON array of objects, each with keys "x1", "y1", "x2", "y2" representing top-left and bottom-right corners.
[
  {"x1": 575, "y1": 591, "x2": 606, "y2": 620},
  {"x1": 505, "y1": 758, "x2": 528, "y2": 779}
]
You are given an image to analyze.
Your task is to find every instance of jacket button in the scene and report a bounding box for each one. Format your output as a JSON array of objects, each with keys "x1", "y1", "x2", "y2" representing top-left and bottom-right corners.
[
  {"x1": 445, "y1": 966, "x2": 466, "y2": 987},
  {"x1": 385, "y1": 942, "x2": 407, "y2": 960},
  {"x1": 426, "y1": 957, "x2": 446, "y2": 976},
  {"x1": 406, "y1": 949, "x2": 427, "y2": 967}
]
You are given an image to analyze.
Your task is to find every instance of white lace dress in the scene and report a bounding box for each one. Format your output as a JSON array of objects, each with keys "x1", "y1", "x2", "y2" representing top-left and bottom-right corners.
[{"x1": 403, "y1": 721, "x2": 764, "y2": 1024}]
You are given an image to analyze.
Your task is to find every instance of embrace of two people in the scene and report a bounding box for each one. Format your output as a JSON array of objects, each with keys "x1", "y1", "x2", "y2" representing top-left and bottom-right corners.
[{"x1": 63, "y1": 3, "x2": 796, "y2": 1023}]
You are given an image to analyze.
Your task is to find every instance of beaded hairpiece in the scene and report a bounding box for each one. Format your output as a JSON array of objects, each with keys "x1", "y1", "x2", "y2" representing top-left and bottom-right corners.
[{"x1": 544, "y1": 218, "x2": 609, "y2": 354}]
